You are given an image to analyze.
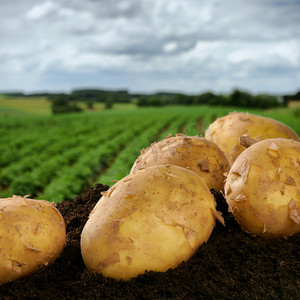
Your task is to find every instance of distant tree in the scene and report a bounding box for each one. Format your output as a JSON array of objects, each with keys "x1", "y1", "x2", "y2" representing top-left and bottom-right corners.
[
  {"x1": 195, "y1": 92, "x2": 217, "y2": 105},
  {"x1": 105, "y1": 96, "x2": 113, "y2": 109},
  {"x1": 283, "y1": 90, "x2": 300, "y2": 106},
  {"x1": 230, "y1": 89, "x2": 252, "y2": 107},
  {"x1": 137, "y1": 96, "x2": 148, "y2": 107},
  {"x1": 209, "y1": 94, "x2": 228, "y2": 106},
  {"x1": 253, "y1": 94, "x2": 279, "y2": 108},
  {"x1": 148, "y1": 96, "x2": 163, "y2": 106},
  {"x1": 51, "y1": 94, "x2": 82, "y2": 114},
  {"x1": 86, "y1": 100, "x2": 94, "y2": 110},
  {"x1": 175, "y1": 94, "x2": 190, "y2": 105}
]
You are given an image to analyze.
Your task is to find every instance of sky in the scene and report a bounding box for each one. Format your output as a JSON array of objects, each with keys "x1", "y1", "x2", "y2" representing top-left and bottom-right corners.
[{"x1": 1, "y1": 0, "x2": 300, "y2": 95}]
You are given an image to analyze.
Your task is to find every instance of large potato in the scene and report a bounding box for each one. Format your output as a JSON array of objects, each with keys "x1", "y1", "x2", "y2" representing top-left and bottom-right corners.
[
  {"x1": 224, "y1": 138, "x2": 300, "y2": 238},
  {"x1": 0, "y1": 196, "x2": 66, "y2": 284},
  {"x1": 205, "y1": 112, "x2": 299, "y2": 166},
  {"x1": 81, "y1": 164, "x2": 218, "y2": 280},
  {"x1": 131, "y1": 134, "x2": 230, "y2": 191}
]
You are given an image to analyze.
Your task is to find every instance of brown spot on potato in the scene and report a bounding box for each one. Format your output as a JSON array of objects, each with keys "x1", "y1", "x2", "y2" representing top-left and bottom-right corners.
[
  {"x1": 33, "y1": 222, "x2": 42, "y2": 234},
  {"x1": 271, "y1": 157, "x2": 280, "y2": 167},
  {"x1": 225, "y1": 184, "x2": 232, "y2": 196},
  {"x1": 288, "y1": 199, "x2": 300, "y2": 224},
  {"x1": 238, "y1": 135, "x2": 257, "y2": 148},
  {"x1": 97, "y1": 252, "x2": 120, "y2": 272},
  {"x1": 11, "y1": 260, "x2": 26, "y2": 273},
  {"x1": 126, "y1": 256, "x2": 132, "y2": 265},
  {"x1": 198, "y1": 159, "x2": 210, "y2": 172},
  {"x1": 285, "y1": 176, "x2": 296, "y2": 186},
  {"x1": 111, "y1": 220, "x2": 121, "y2": 234},
  {"x1": 13, "y1": 225, "x2": 22, "y2": 235}
]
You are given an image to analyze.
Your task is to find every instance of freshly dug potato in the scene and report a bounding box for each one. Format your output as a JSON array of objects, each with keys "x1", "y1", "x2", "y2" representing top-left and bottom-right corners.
[
  {"x1": 205, "y1": 112, "x2": 299, "y2": 166},
  {"x1": 0, "y1": 196, "x2": 66, "y2": 284},
  {"x1": 81, "y1": 164, "x2": 219, "y2": 280},
  {"x1": 130, "y1": 134, "x2": 230, "y2": 191},
  {"x1": 225, "y1": 138, "x2": 300, "y2": 238}
]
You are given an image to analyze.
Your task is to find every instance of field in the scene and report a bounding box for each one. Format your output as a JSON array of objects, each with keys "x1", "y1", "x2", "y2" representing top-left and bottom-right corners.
[
  {"x1": 0, "y1": 96, "x2": 136, "y2": 116},
  {"x1": 0, "y1": 102, "x2": 299, "y2": 203},
  {"x1": 0, "y1": 102, "x2": 299, "y2": 299}
]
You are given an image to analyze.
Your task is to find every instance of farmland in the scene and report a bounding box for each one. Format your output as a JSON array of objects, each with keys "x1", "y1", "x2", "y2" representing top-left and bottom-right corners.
[
  {"x1": 0, "y1": 96, "x2": 136, "y2": 116},
  {"x1": 0, "y1": 104, "x2": 299, "y2": 203}
]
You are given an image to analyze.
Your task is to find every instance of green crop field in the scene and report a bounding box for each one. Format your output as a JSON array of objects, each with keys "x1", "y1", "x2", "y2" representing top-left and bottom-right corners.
[
  {"x1": 0, "y1": 96, "x2": 137, "y2": 116},
  {"x1": 0, "y1": 105, "x2": 299, "y2": 203}
]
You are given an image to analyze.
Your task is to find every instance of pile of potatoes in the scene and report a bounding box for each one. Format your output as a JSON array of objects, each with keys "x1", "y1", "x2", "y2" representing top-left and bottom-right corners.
[
  {"x1": 205, "y1": 112, "x2": 300, "y2": 238},
  {"x1": 1, "y1": 112, "x2": 299, "y2": 284},
  {"x1": 81, "y1": 112, "x2": 300, "y2": 280}
]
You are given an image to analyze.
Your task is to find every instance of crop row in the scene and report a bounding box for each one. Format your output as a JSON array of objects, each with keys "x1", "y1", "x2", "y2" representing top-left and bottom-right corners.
[{"x1": 1, "y1": 105, "x2": 299, "y2": 203}]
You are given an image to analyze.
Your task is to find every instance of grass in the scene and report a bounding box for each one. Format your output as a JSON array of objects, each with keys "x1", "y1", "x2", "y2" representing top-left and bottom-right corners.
[
  {"x1": 0, "y1": 97, "x2": 51, "y2": 116},
  {"x1": 0, "y1": 96, "x2": 299, "y2": 136},
  {"x1": 0, "y1": 96, "x2": 137, "y2": 116}
]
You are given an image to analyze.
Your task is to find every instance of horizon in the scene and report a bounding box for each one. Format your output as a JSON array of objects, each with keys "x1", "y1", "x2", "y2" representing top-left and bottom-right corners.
[{"x1": 0, "y1": 86, "x2": 297, "y2": 97}]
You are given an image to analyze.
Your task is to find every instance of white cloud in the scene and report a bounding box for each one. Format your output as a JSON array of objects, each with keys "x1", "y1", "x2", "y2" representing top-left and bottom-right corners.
[
  {"x1": 163, "y1": 42, "x2": 178, "y2": 53},
  {"x1": 26, "y1": 1, "x2": 57, "y2": 20},
  {"x1": 0, "y1": 0, "x2": 299, "y2": 94}
]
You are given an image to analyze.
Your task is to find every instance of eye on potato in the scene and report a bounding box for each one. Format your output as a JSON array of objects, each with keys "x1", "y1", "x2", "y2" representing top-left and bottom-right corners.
[
  {"x1": 81, "y1": 164, "x2": 218, "y2": 281},
  {"x1": 0, "y1": 196, "x2": 66, "y2": 284},
  {"x1": 224, "y1": 138, "x2": 300, "y2": 238},
  {"x1": 205, "y1": 112, "x2": 299, "y2": 166},
  {"x1": 131, "y1": 134, "x2": 230, "y2": 192}
]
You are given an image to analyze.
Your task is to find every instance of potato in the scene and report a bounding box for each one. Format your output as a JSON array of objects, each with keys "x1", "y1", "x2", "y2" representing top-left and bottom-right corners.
[
  {"x1": 205, "y1": 112, "x2": 299, "y2": 166},
  {"x1": 224, "y1": 138, "x2": 300, "y2": 238},
  {"x1": 0, "y1": 196, "x2": 66, "y2": 284},
  {"x1": 81, "y1": 164, "x2": 218, "y2": 280},
  {"x1": 130, "y1": 134, "x2": 230, "y2": 191}
]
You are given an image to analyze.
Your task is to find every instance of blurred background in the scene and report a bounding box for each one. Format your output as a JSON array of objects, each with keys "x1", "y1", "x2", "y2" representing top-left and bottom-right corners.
[
  {"x1": 1, "y1": 0, "x2": 299, "y2": 96},
  {"x1": 0, "y1": 0, "x2": 299, "y2": 202}
]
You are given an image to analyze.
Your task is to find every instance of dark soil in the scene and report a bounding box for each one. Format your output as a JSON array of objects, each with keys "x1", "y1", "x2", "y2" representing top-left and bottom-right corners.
[{"x1": 1, "y1": 183, "x2": 299, "y2": 300}]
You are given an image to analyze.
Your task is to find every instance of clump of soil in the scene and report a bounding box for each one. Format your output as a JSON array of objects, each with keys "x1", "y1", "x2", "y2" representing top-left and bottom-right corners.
[{"x1": 1, "y1": 184, "x2": 299, "y2": 299}]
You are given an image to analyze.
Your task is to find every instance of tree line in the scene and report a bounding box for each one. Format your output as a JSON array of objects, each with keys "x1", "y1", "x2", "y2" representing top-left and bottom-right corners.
[{"x1": 2, "y1": 88, "x2": 299, "y2": 114}]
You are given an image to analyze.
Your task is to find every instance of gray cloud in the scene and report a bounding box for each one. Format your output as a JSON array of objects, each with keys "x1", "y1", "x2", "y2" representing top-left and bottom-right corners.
[{"x1": 0, "y1": 0, "x2": 299, "y2": 94}]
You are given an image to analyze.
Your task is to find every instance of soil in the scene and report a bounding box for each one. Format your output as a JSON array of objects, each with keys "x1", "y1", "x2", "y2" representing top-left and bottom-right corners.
[{"x1": 0, "y1": 183, "x2": 299, "y2": 300}]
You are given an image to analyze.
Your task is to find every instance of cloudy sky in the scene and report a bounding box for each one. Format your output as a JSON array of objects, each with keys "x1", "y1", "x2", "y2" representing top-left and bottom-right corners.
[{"x1": 1, "y1": 0, "x2": 300, "y2": 95}]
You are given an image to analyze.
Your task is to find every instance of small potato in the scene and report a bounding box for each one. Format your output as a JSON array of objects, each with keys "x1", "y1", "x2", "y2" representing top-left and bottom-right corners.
[
  {"x1": 0, "y1": 196, "x2": 66, "y2": 284},
  {"x1": 131, "y1": 134, "x2": 230, "y2": 191},
  {"x1": 81, "y1": 165, "x2": 218, "y2": 280},
  {"x1": 205, "y1": 112, "x2": 299, "y2": 166},
  {"x1": 224, "y1": 138, "x2": 300, "y2": 238}
]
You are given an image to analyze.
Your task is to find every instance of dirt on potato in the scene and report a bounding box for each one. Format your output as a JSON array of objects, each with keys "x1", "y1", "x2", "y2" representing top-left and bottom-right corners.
[{"x1": 0, "y1": 183, "x2": 299, "y2": 299}]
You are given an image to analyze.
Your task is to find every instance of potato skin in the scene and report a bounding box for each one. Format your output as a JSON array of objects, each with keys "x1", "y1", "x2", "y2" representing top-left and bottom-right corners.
[
  {"x1": 0, "y1": 196, "x2": 66, "y2": 284},
  {"x1": 205, "y1": 112, "x2": 299, "y2": 166},
  {"x1": 131, "y1": 134, "x2": 230, "y2": 191},
  {"x1": 224, "y1": 138, "x2": 300, "y2": 238},
  {"x1": 81, "y1": 165, "x2": 217, "y2": 280}
]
